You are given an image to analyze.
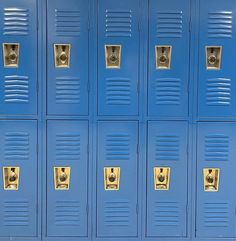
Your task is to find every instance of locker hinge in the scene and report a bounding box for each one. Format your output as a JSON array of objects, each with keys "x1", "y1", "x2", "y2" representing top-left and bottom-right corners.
[
  {"x1": 86, "y1": 204, "x2": 89, "y2": 214},
  {"x1": 138, "y1": 20, "x2": 141, "y2": 32},
  {"x1": 137, "y1": 144, "x2": 139, "y2": 154},
  {"x1": 36, "y1": 204, "x2": 39, "y2": 214},
  {"x1": 186, "y1": 143, "x2": 189, "y2": 156},
  {"x1": 36, "y1": 81, "x2": 39, "y2": 93},
  {"x1": 87, "y1": 81, "x2": 90, "y2": 92},
  {"x1": 136, "y1": 204, "x2": 139, "y2": 214},
  {"x1": 87, "y1": 144, "x2": 89, "y2": 155},
  {"x1": 189, "y1": 20, "x2": 191, "y2": 32},
  {"x1": 36, "y1": 143, "x2": 39, "y2": 154},
  {"x1": 87, "y1": 16, "x2": 91, "y2": 30},
  {"x1": 137, "y1": 81, "x2": 140, "y2": 93}
]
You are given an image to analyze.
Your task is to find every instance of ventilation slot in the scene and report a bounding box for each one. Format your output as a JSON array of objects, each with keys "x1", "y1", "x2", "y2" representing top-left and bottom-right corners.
[
  {"x1": 104, "y1": 201, "x2": 130, "y2": 227},
  {"x1": 4, "y1": 132, "x2": 29, "y2": 161},
  {"x1": 153, "y1": 202, "x2": 180, "y2": 227},
  {"x1": 55, "y1": 201, "x2": 80, "y2": 226},
  {"x1": 106, "y1": 133, "x2": 130, "y2": 161},
  {"x1": 56, "y1": 77, "x2": 80, "y2": 104},
  {"x1": 56, "y1": 133, "x2": 80, "y2": 161},
  {"x1": 4, "y1": 76, "x2": 29, "y2": 103},
  {"x1": 155, "y1": 78, "x2": 181, "y2": 105},
  {"x1": 4, "y1": 8, "x2": 29, "y2": 35},
  {"x1": 205, "y1": 135, "x2": 229, "y2": 162},
  {"x1": 55, "y1": 10, "x2": 80, "y2": 36},
  {"x1": 208, "y1": 12, "x2": 232, "y2": 38},
  {"x1": 105, "y1": 9, "x2": 132, "y2": 37},
  {"x1": 204, "y1": 202, "x2": 229, "y2": 228},
  {"x1": 206, "y1": 78, "x2": 231, "y2": 106},
  {"x1": 106, "y1": 78, "x2": 132, "y2": 105},
  {"x1": 4, "y1": 201, "x2": 29, "y2": 226},
  {"x1": 155, "y1": 135, "x2": 179, "y2": 161},
  {"x1": 156, "y1": 11, "x2": 183, "y2": 38}
]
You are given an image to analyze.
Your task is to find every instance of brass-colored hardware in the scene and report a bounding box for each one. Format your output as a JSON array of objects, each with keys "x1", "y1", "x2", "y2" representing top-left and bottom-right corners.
[
  {"x1": 3, "y1": 167, "x2": 20, "y2": 190},
  {"x1": 3, "y1": 43, "x2": 20, "y2": 67},
  {"x1": 206, "y1": 46, "x2": 222, "y2": 70},
  {"x1": 154, "y1": 167, "x2": 170, "y2": 190},
  {"x1": 105, "y1": 45, "x2": 121, "y2": 68},
  {"x1": 54, "y1": 44, "x2": 71, "y2": 68},
  {"x1": 155, "y1": 45, "x2": 172, "y2": 69},
  {"x1": 104, "y1": 167, "x2": 120, "y2": 190},
  {"x1": 54, "y1": 167, "x2": 71, "y2": 190},
  {"x1": 203, "y1": 168, "x2": 220, "y2": 192}
]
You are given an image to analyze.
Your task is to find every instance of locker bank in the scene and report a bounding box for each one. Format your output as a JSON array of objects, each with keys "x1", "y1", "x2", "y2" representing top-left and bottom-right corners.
[{"x1": 0, "y1": 0, "x2": 236, "y2": 241}]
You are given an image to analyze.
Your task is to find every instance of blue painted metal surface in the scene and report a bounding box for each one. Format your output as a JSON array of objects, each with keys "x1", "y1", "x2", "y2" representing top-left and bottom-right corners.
[{"x1": 1, "y1": 0, "x2": 236, "y2": 241}]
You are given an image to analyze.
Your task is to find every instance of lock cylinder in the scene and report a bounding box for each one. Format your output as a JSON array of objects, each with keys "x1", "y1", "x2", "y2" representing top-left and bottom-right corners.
[
  {"x1": 154, "y1": 167, "x2": 170, "y2": 190},
  {"x1": 104, "y1": 167, "x2": 120, "y2": 190},
  {"x1": 3, "y1": 167, "x2": 20, "y2": 190}
]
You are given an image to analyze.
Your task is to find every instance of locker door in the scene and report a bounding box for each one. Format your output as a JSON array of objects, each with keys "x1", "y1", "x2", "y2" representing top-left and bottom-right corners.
[
  {"x1": 198, "y1": 0, "x2": 236, "y2": 117},
  {"x1": 47, "y1": 121, "x2": 88, "y2": 237},
  {"x1": 148, "y1": 0, "x2": 190, "y2": 117},
  {"x1": 0, "y1": 121, "x2": 37, "y2": 236},
  {"x1": 0, "y1": 0, "x2": 37, "y2": 115},
  {"x1": 47, "y1": 0, "x2": 89, "y2": 116},
  {"x1": 97, "y1": 121, "x2": 138, "y2": 237},
  {"x1": 196, "y1": 123, "x2": 236, "y2": 238},
  {"x1": 98, "y1": 0, "x2": 140, "y2": 116},
  {"x1": 147, "y1": 122, "x2": 188, "y2": 237}
]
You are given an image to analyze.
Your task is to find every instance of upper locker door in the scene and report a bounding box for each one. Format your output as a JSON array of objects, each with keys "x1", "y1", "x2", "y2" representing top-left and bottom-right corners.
[
  {"x1": 47, "y1": 121, "x2": 88, "y2": 237},
  {"x1": 198, "y1": 0, "x2": 236, "y2": 117},
  {"x1": 97, "y1": 121, "x2": 138, "y2": 237},
  {"x1": 98, "y1": 0, "x2": 140, "y2": 116},
  {"x1": 0, "y1": 0, "x2": 37, "y2": 115},
  {"x1": 47, "y1": 0, "x2": 89, "y2": 116},
  {"x1": 147, "y1": 122, "x2": 188, "y2": 237},
  {"x1": 0, "y1": 121, "x2": 37, "y2": 237},
  {"x1": 196, "y1": 123, "x2": 236, "y2": 238},
  {"x1": 148, "y1": 0, "x2": 190, "y2": 117}
]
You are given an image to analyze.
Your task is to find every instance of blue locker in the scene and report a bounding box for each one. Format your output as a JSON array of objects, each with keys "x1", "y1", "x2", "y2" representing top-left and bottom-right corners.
[
  {"x1": 198, "y1": 0, "x2": 236, "y2": 117},
  {"x1": 47, "y1": 0, "x2": 89, "y2": 116},
  {"x1": 46, "y1": 121, "x2": 88, "y2": 237},
  {"x1": 97, "y1": 121, "x2": 138, "y2": 237},
  {"x1": 147, "y1": 121, "x2": 188, "y2": 237},
  {"x1": 0, "y1": 120, "x2": 37, "y2": 236},
  {"x1": 196, "y1": 122, "x2": 236, "y2": 238},
  {"x1": 0, "y1": 0, "x2": 37, "y2": 115},
  {"x1": 98, "y1": 0, "x2": 140, "y2": 116},
  {"x1": 148, "y1": 0, "x2": 190, "y2": 117}
]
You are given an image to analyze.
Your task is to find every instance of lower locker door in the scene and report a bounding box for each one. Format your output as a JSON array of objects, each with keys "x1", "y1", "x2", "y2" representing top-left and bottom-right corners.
[
  {"x1": 97, "y1": 121, "x2": 138, "y2": 237},
  {"x1": 46, "y1": 121, "x2": 88, "y2": 237},
  {"x1": 196, "y1": 122, "x2": 236, "y2": 238},
  {"x1": 0, "y1": 121, "x2": 38, "y2": 236},
  {"x1": 146, "y1": 121, "x2": 188, "y2": 237}
]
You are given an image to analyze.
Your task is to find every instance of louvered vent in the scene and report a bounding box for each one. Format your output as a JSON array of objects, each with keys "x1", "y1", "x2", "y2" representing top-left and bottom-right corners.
[
  {"x1": 155, "y1": 135, "x2": 179, "y2": 161},
  {"x1": 105, "y1": 78, "x2": 132, "y2": 105},
  {"x1": 55, "y1": 10, "x2": 80, "y2": 36},
  {"x1": 4, "y1": 201, "x2": 29, "y2": 226},
  {"x1": 56, "y1": 77, "x2": 80, "y2": 104},
  {"x1": 56, "y1": 133, "x2": 80, "y2": 161},
  {"x1": 54, "y1": 201, "x2": 80, "y2": 226},
  {"x1": 155, "y1": 78, "x2": 181, "y2": 105},
  {"x1": 104, "y1": 201, "x2": 131, "y2": 227},
  {"x1": 206, "y1": 78, "x2": 231, "y2": 106},
  {"x1": 4, "y1": 8, "x2": 29, "y2": 35},
  {"x1": 208, "y1": 12, "x2": 232, "y2": 38},
  {"x1": 156, "y1": 11, "x2": 183, "y2": 38},
  {"x1": 153, "y1": 202, "x2": 180, "y2": 227},
  {"x1": 4, "y1": 76, "x2": 29, "y2": 103},
  {"x1": 105, "y1": 9, "x2": 132, "y2": 37},
  {"x1": 204, "y1": 202, "x2": 229, "y2": 227},
  {"x1": 205, "y1": 135, "x2": 229, "y2": 162},
  {"x1": 4, "y1": 132, "x2": 29, "y2": 161},
  {"x1": 106, "y1": 133, "x2": 130, "y2": 161}
]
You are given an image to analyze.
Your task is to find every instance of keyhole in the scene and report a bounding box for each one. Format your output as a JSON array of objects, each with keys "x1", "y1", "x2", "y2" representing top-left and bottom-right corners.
[
  {"x1": 109, "y1": 47, "x2": 118, "y2": 64},
  {"x1": 59, "y1": 168, "x2": 67, "y2": 182},
  {"x1": 158, "y1": 168, "x2": 165, "y2": 183},
  {"x1": 159, "y1": 47, "x2": 168, "y2": 63},
  {"x1": 108, "y1": 168, "x2": 116, "y2": 182},
  {"x1": 9, "y1": 168, "x2": 17, "y2": 182},
  {"x1": 59, "y1": 46, "x2": 68, "y2": 64},
  {"x1": 8, "y1": 46, "x2": 17, "y2": 63},
  {"x1": 208, "y1": 48, "x2": 217, "y2": 65},
  {"x1": 206, "y1": 169, "x2": 214, "y2": 184}
]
